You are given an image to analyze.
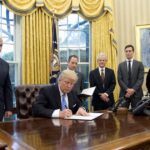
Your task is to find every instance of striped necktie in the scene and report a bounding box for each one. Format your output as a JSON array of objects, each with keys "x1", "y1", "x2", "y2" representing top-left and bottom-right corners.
[{"x1": 101, "y1": 69, "x2": 105, "y2": 81}]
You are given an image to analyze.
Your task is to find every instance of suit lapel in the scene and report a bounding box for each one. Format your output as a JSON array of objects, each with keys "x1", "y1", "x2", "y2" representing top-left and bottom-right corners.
[
  {"x1": 54, "y1": 85, "x2": 61, "y2": 108},
  {"x1": 131, "y1": 60, "x2": 137, "y2": 78},
  {"x1": 104, "y1": 68, "x2": 108, "y2": 83},
  {"x1": 95, "y1": 68, "x2": 103, "y2": 83},
  {"x1": 68, "y1": 92, "x2": 73, "y2": 109},
  {"x1": 124, "y1": 61, "x2": 128, "y2": 73}
]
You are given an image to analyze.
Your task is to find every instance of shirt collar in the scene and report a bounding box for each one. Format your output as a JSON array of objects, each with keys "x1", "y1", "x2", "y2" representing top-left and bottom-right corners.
[
  {"x1": 99, "y1": 67, "x2": 105, "y2": 71},
  {"x1": 126, "y1": 58, "x2": 133, "y2": 62},
  {"x1": 67, "y1": 67, "x2": 76, "y2": 72},
  {"x1": 58, "y1": 85, "x2": 65, "y2": 96}
]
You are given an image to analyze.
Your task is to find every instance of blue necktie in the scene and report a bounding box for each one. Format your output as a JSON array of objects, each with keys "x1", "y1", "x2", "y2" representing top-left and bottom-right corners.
[{"x1": 61, "y1": 94, "x2": 67, "y2": 110}]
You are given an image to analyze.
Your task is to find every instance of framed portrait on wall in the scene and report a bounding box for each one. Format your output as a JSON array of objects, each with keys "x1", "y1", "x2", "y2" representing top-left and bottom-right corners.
[{"x1": 136, "y1": 24, "x2": 150, "y2": 72}]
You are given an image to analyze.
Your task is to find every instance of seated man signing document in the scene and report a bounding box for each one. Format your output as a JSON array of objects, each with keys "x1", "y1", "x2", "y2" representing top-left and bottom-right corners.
[{"x1": 32, "y1": 70, "x2": 88, "y2": 118}]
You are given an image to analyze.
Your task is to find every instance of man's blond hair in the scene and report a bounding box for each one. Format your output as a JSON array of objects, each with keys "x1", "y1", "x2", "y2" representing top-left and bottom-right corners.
[{"x1": 58, "y1": 69, "x2": 78, "y2": 82}]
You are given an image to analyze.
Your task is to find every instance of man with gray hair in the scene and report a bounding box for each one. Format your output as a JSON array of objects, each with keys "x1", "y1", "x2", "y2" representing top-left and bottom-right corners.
[
  {"x1": 89, "y1": 52, "x2": 116, "y2": 110},
  {"x1": 33, "y1": 69, "x2": 88, "y2": 118}
]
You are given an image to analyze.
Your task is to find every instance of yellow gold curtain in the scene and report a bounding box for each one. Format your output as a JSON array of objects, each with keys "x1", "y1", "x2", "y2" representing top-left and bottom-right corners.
[
  {"x1": 42, "y1": 0, "x2": 72, "y2": 17},
  {"x1": 91, "y1": 11, "x2": 118, "y2": 99},
  {"x1": 22, "y1": 8, "x2": 52, "y2": 84},
  {"x1": 91, "y1": 13, "x2": 117, "y2": 69},
  {"x1": 79, "y1": 0, "x2": 104, "y2": 19},
  {"x1": 3, "y1": 0, "x2": 105, "y2": 19}
]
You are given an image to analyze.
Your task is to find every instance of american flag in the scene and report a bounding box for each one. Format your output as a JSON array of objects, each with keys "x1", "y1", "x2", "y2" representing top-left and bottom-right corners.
[{"x1": 50, "y1": 18, "x2": 60, "y2": 84}]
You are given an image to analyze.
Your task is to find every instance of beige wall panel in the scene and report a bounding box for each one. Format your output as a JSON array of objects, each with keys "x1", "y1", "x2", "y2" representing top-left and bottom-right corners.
[{"x1": 114, "y1": 0, "x2": 150, "y2": 92}]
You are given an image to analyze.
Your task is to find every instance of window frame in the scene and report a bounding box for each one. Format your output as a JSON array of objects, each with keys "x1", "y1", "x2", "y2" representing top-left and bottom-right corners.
[{"x1": 58, "y1": 13, "x2": 91, "y2": 88}]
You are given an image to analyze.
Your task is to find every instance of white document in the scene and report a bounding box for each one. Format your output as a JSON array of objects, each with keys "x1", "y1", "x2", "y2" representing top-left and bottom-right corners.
[
  {"x1": 80, "y1": 86, "x2": 96, "y2": 96},
  {"x1": 65, "y1": 112, "x2": 103, "y2": 121}
]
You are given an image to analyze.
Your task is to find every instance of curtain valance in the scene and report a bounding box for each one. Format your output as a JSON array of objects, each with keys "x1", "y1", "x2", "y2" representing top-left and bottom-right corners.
[
  {"x1": 3, "y1": 0, "x2": 112, "y2": 19},
  {"x1": 3, "y1": 0, "x2": 37, "y2": 15}
]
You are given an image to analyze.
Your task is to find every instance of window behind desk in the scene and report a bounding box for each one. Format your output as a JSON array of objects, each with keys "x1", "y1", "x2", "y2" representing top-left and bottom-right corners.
[{"x1": 58, "y1": 14, "x2": 90, "y2": 88}]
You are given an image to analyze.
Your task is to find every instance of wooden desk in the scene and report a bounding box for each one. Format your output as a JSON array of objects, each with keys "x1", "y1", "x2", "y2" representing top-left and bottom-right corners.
[{"x1": 0, "y1": 111, "x2": 150, "y2": 150}]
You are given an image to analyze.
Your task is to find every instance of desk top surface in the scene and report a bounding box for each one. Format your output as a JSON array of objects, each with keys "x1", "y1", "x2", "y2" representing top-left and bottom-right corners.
[{"x1": 0, "y1": 111, "x2": 150, "y2": 150}]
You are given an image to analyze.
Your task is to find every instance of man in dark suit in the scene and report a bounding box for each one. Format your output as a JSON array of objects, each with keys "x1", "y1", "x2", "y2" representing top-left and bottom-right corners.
[
  {"x1": 0, "y1": 38, "x2": 13, "y2": 121},
  {"x1": 118, "y1": 45, "x2": 144, "y2": 109},
  {"x1": 32, "y1": 69, "x2": 88, "y2": 118},
  {"x1": 67, "y1": 55, "x2": 84, "y2": 95},
  {"x1": 89, "y1": 52, "x2": 116, "y2": 110}
]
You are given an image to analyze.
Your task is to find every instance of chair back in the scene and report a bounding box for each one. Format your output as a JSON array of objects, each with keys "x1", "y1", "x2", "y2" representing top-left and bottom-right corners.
[{"x1": 15, "y1": 84, "x2": 49, "y2": 119}]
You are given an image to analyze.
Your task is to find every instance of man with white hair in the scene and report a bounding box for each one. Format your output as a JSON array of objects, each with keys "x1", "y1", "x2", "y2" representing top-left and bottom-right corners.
[
  {"x1": 89, "y1": 52, "x2": 116, "y2": 111},
  {"x1": 0, "y1": 37, "x2": 13, "y2": 121},
  {"x1": 33, "y1": 69, "x2": 88, "y2": 118}
]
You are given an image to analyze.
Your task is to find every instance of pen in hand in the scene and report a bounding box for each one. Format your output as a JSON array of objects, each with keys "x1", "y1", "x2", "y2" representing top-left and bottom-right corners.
[{"x1": 63, "y1": 106, "x2": 72, "y2": 118}]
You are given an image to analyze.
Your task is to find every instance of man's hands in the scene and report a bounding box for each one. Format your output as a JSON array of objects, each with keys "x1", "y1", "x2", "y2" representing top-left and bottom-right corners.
[
  {"x1": 59, "y1": 107, "x2": 88, "y2": 118},
  {"x1": 125, "y1": 88, "x2": 135, "y2": 98},
  {"x1": 99, "y1": 93, "x2": 109, "y2": 102},
  {"x1": 76, "y1": 107, "x2": 88, "y2": 116},
  {"x1": 4, "y1": 111, "x2": 12, "y2": 118},
  {"x1": 59, "y1": 109, "x2": 72, "y2": 118}
]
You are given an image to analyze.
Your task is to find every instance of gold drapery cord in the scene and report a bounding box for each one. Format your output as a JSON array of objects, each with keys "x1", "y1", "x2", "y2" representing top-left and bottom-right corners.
[
  {"x1": 22, "y1": 8, "x2": 52, "y2": 84},
  {"x1": 91, "y1": 11, "x2": 118, "y2": 100}
]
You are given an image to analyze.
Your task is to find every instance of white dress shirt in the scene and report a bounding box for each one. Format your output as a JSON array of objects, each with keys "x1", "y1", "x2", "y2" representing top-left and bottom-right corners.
[{"x1": 52, "y1": 86, "x2": 69, "y2": 118}]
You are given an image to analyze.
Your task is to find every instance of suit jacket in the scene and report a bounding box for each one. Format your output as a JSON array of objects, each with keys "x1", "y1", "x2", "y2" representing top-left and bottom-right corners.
[
  {"x1": 118, "y1": 60, "x2": 144, "y2": 106},
  {"x1": 32, "y1": 84, "x2": 81, "y2": 118},
  {"x1": 89, "y1": 67, "x2": 116, "y2": 110},
  {"x1": 146, "y1": 69, "x2": 150, "y2": 93},
  {"x1": 73, "y1": 71, "x2": 84, "y2": 95},
  {"x1": 0, "y1": 58, "x2": 13, "y2": 120}
]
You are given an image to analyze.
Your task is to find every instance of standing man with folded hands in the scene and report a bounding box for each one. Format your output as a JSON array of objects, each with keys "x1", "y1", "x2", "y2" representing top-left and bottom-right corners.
[
  {"x1": 32, "y1": 69, "x2": 88, "y2": 118},
  {"x1": 118, "y1": 45, "x2": 144, "y2": 109},
  {"x1": 89, "y1": 52, "x2": 116, "y2": 111}
]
